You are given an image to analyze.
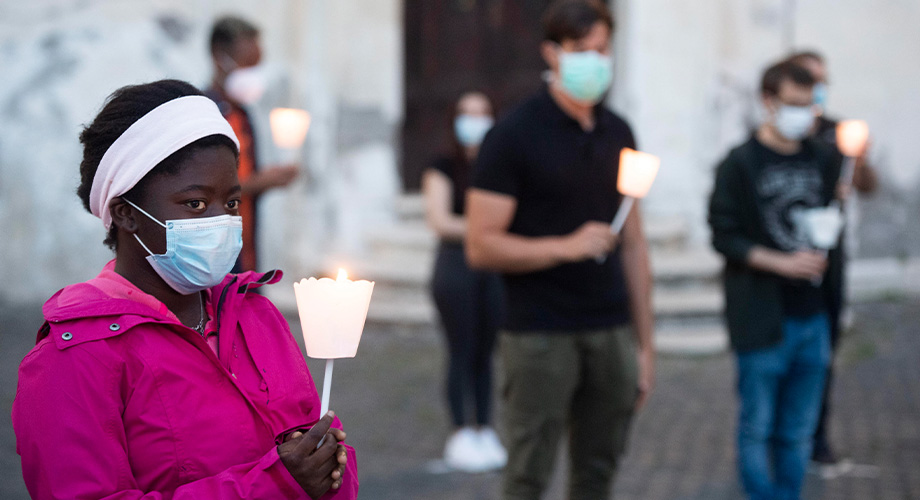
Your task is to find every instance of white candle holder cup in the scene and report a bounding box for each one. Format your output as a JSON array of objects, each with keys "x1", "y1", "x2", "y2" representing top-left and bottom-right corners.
[
  {"x1": 270, "y1": 108, "x2": 311, "y2": 165},
  {"x1": 799, "y1": 206, "x2": 844, "y2": 287},
  {"x1": 293, "y1": 275, "x2": 373, "y2": 360},
  {"x1": 835, "y1": 120, "x2": 868, "y2": 192},
  {"x1": 597, "y1": 148, "x2": 660, "y2": 264},
  {"x1": 293, "y1": 272, "x2": 373, "y2": 445}
]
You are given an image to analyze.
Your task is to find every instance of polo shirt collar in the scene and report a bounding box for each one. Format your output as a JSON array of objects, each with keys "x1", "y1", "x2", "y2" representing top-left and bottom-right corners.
[{"x1": 538, "y1": 86, "x2": 610, "y2": 131}]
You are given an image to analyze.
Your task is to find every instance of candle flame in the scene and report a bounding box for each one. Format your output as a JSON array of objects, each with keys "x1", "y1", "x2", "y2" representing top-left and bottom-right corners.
[
  {"x1": 836, "y1": 120, "x2": 869, "y2": 157},
  {"x1": 617, "y1": 148, "x2": 660, "y2": 198},
  {"x1": 336, "y1": 268, "x2": 348, "y2": 281}
]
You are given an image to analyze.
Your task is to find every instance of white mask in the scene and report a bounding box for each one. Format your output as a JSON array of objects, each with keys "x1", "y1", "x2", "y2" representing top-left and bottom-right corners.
[
  {"x1": 224, "y1": 64, "x2": 267, "y2": 105},
  {"x1": 454, "y1": 114, "x2": 494, "y2": 147},
  {"x1": 773, "y1": 104, "x2": 815, "y2": 140}
]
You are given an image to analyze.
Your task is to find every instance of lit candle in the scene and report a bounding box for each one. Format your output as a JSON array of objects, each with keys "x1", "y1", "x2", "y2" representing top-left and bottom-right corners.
[
  {"x1": 836, "y1": 120, "x2": 869, "y2": 158},
  {"x1": 293, "y1": 269, "x2": 374, "y2": 419},
  {"x1": 835, "y1": 120, "x2": 869, "y2": 189},
  {"x1": 270, "y1": 108, "x2": 311, "y2": 163},
  {"x1": 610, "y1": 148, "x2": 660, "y2": 234}
]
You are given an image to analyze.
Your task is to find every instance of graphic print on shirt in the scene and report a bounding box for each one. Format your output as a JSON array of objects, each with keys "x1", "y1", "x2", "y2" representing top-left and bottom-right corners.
[{"x1": 756, "y1": 161, "x2": 824, "y2": 251}]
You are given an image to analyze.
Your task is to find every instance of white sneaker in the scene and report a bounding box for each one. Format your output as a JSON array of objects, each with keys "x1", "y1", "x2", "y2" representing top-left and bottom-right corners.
[
  {"x1": 444, "y1": 427, "x2": 493, "y2": 473},
  {"x1": 476, "y1": 427, "x2": 507, "y2": 470}
]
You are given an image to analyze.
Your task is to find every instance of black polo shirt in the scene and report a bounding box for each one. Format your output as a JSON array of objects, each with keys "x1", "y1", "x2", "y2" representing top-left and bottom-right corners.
[{"x1": 472, "y1": 87, "x2": 636, "y2": 332}]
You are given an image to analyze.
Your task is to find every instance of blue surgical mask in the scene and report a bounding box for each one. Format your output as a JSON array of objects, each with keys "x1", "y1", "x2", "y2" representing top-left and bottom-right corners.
[
  {"x1": 812, "y1": 83, "x2": 828, "y2": 109},
  {"x1": 557, "y1": 49, "x2": 613, "y2": 104},
  {"x1": 774, "y1": 104, "x2": 815, "y2": 141},
  {"x1": 454, "y1": 114, "x2": 494, "y2": 147},
  {"x1": 125, "y1": 200, "x2": 243, "y2": 295}
]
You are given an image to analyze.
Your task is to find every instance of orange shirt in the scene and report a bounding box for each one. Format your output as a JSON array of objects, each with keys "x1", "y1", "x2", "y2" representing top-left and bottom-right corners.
[{"x1": 225, "y1": 107, "x2": 258, "y2": 272}]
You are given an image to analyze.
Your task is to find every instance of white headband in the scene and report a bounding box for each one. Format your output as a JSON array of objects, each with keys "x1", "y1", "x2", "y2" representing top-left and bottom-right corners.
[{"x1": 89, "y1": 95, "x2": 240, "y2": 229}]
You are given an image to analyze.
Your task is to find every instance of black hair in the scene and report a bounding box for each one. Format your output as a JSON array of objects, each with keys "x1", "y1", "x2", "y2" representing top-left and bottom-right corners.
[
  {"x1": 760, "y1": 60, "x2": 816, "y2": 97},
  {"x1": 788, "y1": 50, "x2": 825, "y2": 66},
  {"x1": 542, "y1": 0, "x2": 614, "y2": 44},
  {"x1": 209, "y1": 15, "x2": 259, "y2": 56},
  {"x1": 77, "y1": 79, "x2": 238, "y2": 250}
]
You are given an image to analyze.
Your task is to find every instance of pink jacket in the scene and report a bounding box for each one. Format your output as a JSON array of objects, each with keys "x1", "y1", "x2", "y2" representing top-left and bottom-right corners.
[{"x1": 12, "y1": 265, "x2": 358, "y2": 499}]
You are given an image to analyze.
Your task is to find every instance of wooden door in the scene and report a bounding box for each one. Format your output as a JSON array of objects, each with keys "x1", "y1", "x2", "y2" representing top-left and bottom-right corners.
[{"x1": 402, "y1": 0, "x2": 554, "y2": 191}]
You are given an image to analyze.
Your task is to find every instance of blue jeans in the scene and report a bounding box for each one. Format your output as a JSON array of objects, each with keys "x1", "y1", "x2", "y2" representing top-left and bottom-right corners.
[{"x1": 736, "y1": 313, "x2": 831, "y2": 500}]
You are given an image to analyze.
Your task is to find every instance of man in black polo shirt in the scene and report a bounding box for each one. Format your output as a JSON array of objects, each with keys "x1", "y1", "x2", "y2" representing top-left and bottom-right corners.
[{"x1": 466, "y1": 1, "x2": 654, "y2": 498}]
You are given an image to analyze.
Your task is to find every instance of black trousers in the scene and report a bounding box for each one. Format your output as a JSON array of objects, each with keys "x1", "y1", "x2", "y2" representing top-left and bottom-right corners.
[
  {"x1": 431, "y1": 242, "x2": 504, "y2": 427},
  {"x1": 813, "y1": 245, "x2": 846, "y2": 456}
]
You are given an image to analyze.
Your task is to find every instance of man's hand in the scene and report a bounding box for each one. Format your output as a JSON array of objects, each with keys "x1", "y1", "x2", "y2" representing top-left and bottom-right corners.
[
  {"x1": 278, "y1": 412, "x2": 348, "y2": 498},
  {"x1": 776, "y1": 250, "x2": 828, "y2": 281},
  {"x1": 564, "y1": 221, "x2": 619, "y2": 261},
  {"x1": 635, "y1": 345, "x2": 655, "y2": 410}
]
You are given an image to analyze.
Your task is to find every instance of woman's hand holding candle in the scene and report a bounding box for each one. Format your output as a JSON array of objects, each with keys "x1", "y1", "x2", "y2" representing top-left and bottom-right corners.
[{"x1": 279, "y1": 412, "x2": 350, "y2": 498}]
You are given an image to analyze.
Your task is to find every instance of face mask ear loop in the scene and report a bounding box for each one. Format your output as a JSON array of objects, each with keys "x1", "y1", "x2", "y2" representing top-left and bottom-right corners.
[
  {"x1": 122, "y1": 198, "x2": 166, "y2": 258},
  {"x1": 122, "y1": 199, "x2": 167, "y2": 228},
  {"x1": 132, "y1": 233, "x2": 157, "y2": 258}
]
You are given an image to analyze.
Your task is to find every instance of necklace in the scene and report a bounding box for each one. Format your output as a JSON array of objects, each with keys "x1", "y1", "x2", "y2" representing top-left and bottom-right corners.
[{"x1": 193, "y1": 292, "x2": 206, "y2": 335}]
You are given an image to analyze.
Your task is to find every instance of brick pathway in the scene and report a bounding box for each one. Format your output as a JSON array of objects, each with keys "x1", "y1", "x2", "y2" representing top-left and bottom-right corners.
[{"x1": 2, "y1": 299, "x2": 918, "y2": 499}]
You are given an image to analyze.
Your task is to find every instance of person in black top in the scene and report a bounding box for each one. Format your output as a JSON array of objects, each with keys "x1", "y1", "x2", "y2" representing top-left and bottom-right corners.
[
  {"x1": 709, "y1": 60, "x2": 838, "y2": 500},
  {"x1": 422, "y1": 91, "x2": 506, "y2": 472},
  {"x1": 466, "y1": 2, "x2": 654, "y2": 498},
  {"x1": 788, "y1": 50, "x2": 878, "y2": 466}
]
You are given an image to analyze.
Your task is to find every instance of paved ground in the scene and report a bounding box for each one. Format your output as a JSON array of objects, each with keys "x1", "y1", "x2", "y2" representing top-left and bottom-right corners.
[{"x1": 2, "y1": 298, "x2": 918, "y2": 499}]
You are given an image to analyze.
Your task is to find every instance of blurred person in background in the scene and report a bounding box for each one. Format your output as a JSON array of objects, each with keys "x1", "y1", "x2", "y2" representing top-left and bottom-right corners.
[
  {"x1": 12, "y1": 79, "x2": 356, "y2": 499},
  {"x1": 709, "y1": 60, "x2": 838, "y2": 500},
  {"x1": 466, "y1": 1, "x2": 655, "y2": 498},
  {"x1": 207, "y1": 15, "x2": 299, "y2": 272},
  {"x1": 788, "y1": 50, "x2": 878, "y2": 467},
  {"x1": 423, "y1": 91, "x2": 506, "y2": 473}
]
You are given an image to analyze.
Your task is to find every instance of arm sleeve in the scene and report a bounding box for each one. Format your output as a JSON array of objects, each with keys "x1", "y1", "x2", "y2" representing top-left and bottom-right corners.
[
  {"x1": 708, "y1": 154, "x2": 758, "y2": 264},
  {"x1": 428, "y1": 156, "x2": 453, "y2": 178},
  {"x1": 12, "y1": 342, "x2": 310, "y2": 500},
  {"x1": 470, "y1": 125, "x2": 524, "y2": 198}
]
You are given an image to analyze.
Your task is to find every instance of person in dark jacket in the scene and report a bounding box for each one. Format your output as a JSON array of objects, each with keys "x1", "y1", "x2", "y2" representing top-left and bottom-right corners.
[
  {"x1": 708, "y1": 60, "x2": 839, "y2": 500},
  {"x1": 788, "y1": 50, "x2": 878, "y2": 465}
]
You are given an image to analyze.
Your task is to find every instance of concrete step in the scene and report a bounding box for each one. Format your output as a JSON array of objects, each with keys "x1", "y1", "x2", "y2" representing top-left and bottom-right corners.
[
  {"x1": 364, "y1": 293, "x2": 728, "y2": 355},
  {"x1": 394, "y1": 193, "x2": 425, "y2": 220},
  {"x1": 366, "y1": 291, "x2": 436, "y2": 326},
  {"x1": 651, "y1": 249, "x2": 722, "y2": 285},
  {"x1": 323, "y1": 248, "x2": 721, "y2": 289},
  {"x1": 366, "y1": 212, "x2": 690, "y2": 255},
  {"x1": 643, "y1": 216, "x2": 690, "y2": 251},
  {"x1": 654, "y1": 322, "x2": 728, "y2": 355},
  {"x1": 350, "y1": 284, "x2": 724, "y2": 326},
  {"x1": 320, "y1": 254, "x2": 434, "y2": 287},
  {"x1": 652, "y1": 286, "x2": 723, "y2": 318},
  {"x1": 267, "y1": 279, "x2": 729, "y2": 356}
]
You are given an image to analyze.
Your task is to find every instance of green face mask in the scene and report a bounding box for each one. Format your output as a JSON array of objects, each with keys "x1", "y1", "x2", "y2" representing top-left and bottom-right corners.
[{"x1": 558, "y1": 49, "x2": 613, "y2": 104}]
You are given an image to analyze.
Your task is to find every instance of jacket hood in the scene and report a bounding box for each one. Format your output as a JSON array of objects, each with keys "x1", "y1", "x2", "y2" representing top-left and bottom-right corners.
[{"x1": 38, "y1": 269, "x2": 283, "y2": 348}]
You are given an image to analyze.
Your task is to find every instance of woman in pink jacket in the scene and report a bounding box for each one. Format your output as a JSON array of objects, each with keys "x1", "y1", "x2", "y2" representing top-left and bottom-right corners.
[{"x1": 12, "y1": 79, "x2": 358, "y2": 499}]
